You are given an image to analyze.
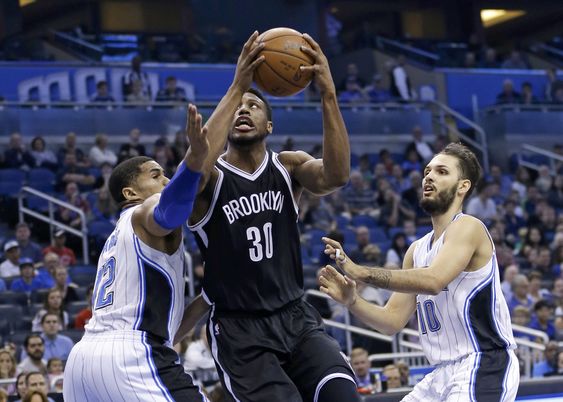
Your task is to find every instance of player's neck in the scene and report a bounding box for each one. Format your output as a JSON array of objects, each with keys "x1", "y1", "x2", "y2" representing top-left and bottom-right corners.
[
  {"x1": 225, "y1": 143, "x2": 268, "y2": 174},
  {"x1": 431, "y1": 206, "x2": 463, "y2": 239}
]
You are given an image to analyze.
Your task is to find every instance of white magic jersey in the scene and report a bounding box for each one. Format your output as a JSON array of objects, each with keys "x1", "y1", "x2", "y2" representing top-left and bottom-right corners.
[
  {"x1": 413, "y1": 213, "x2": 516, "y2": 366},
  {"x1": 85, "y1": 205, "x2": 186, "y2": 344}
]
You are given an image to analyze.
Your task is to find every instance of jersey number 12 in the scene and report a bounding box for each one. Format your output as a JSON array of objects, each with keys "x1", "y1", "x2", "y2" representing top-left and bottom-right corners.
[
  {"x1": 93, "y1": 257, "x2": 116, "y2": 310},
  {"x1": 247, "y1": 223, "x2": 273, "y2": 262}
]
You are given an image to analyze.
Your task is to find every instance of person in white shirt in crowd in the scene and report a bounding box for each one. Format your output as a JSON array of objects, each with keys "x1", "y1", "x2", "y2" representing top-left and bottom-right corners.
[
  {"x1": 89, "y1": 133, "x2": 117, "y2": 167},
  {"x1": 14, "y1": 222, "x2": 43, "y2": 263},
  {"x1": 404, "y1": 126, "x2": 433, "y2": 164},
  {"x1": 16, "y1": 335, "x2": 47, "y2": 375},
  {"x1": 390, "y1": 55, "x2": 413, "y2": 101},
  {"x1": 0, "y1": 240, "x2": 21, "y2": 278},
  {"x1": 466, "y1": 181, "x2": 498, "y2": 224},
  {"x1": 183, "y1": 324, "x2": 218, "y2": 386}
]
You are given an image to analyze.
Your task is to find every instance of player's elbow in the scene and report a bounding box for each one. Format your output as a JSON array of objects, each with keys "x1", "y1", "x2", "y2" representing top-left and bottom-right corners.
[{"x1": 425, "y1": 280, "x2": 445, "y2": 296}]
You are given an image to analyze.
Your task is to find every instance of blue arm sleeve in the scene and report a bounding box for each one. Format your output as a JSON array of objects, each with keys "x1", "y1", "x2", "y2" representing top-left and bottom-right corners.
[{"x1": 152, "y1": 162, "x2": 202, "y2": 230}]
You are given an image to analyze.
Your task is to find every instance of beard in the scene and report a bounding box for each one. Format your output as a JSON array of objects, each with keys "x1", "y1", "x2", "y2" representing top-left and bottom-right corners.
[
  {"x1": 420, "y1": 182, "x2": 458, "y2": 216},
  {"x1": 228, "y1": 130, "x2": 269, "y2": 147}
]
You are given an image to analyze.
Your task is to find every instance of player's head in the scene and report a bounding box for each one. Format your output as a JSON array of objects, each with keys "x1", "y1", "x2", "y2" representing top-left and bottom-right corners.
[
  {"x1": 229, "y1": 88, "x2": 273, "y2": 147},
  {"x1": 109, "y1": 156, "x2": 169, "y2": 208},
  {"x1": 420, "y1": 143, "x2": 481, "y2": 216}
]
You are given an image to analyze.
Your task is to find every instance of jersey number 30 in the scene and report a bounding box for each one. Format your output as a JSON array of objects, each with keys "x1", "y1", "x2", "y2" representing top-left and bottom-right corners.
[
  {"x1": 93, "y1": 257, "x2": 116, "y2": 310},
  {"x1": 246, "y1": 223, "x2": 273, "y2": 262}
]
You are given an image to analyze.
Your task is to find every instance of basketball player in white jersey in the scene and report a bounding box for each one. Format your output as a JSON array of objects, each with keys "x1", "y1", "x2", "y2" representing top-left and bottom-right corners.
[
  {"x1": 320, "y1": 143, "x2": 519, "y2": 401},
  {"x1": 63, "y1": 32, "x2": 266, "y2": 401}
]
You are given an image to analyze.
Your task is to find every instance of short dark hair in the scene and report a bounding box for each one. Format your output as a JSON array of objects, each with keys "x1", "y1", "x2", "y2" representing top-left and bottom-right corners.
[
  {"x1": 534, "y1": 299, "x2": 554, "y2": 311},
  {"x1": 96, "y1": 80, "x2": 107, "y2": 89},
  {"x1": 439, "y1": 143, "x2": 482, "y2": 200},
  {"x1": 41, "y1": 312, "x2": 60, "y2": 325},
  {"x1": 24, "y1": 334, "x2": 43, "y2": 349},
  {"x1": 108, "y1": 156, "x2": 153, "y2": 205},
  {"x1": 246, "y1": 88, "x2": 272, "y2": 121}
]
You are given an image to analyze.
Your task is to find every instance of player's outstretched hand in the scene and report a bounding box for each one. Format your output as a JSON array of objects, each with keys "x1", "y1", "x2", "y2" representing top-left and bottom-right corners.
[
  {"x1": 319, "y1": 265, "x2": 357, "y2": 308},
  {"x1": 233, "y1": 31, "x2": 265, "y2": 92},
  {"x1": 184, "y1": 103, "x2": 209, "y2": 172},
  {"x1": 322, "y1": 236, "x2": 363, "y2": 280},
  {"x1": 299, "y1": 33, "x2": 336, "y2": 96}
]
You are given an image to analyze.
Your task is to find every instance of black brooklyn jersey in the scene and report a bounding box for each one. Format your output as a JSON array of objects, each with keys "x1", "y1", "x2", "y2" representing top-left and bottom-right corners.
[{"x1": 189, "y1": 150, "x2": 304, "y2": 313}]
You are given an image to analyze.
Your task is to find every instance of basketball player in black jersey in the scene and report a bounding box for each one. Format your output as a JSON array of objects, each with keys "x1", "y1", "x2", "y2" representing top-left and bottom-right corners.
[{"x1": 186, "y1": 33, "x2": 359, "y2": 402}]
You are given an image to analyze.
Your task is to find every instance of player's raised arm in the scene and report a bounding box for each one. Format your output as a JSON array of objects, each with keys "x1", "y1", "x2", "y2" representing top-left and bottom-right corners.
[
  {"x1": 281, "y1": 33, "x2": 350, "y2": 195},
  {"x1": 133, "y1": 104, "x2": 209, "y2": 237},
  {"x1": 323, "y1": 217, "x2": 483, "y2": 295},
  {"x1": 319, "y1": 244, "x2": 417, "y2": 335},
  {"x1": 194, "y1": 31, "x2": 265, "y2": 189}
]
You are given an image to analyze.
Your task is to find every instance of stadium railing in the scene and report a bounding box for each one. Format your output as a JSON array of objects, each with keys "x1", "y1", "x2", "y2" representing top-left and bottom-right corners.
[
  {"x1": 517, "y1": 144, "x2": 563, "y2": 175},
  {"x1": 18, "y1": 186, "x2": 89, "y2": 264}
]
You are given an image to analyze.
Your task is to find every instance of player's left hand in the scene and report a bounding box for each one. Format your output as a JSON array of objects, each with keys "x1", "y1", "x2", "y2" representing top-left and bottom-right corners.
[
  {"x1": 322, "y1": 236, "x2": 363, "y2": 280},
  {"x1": 184, "y1": 103, "x2": 209, "y2": 172},
  {"x1": 300, "y1": 34, "x2": 336, "y2": 96},
  {"x1": 319, "y1": 265, "x2": 357, "y2": 308}
]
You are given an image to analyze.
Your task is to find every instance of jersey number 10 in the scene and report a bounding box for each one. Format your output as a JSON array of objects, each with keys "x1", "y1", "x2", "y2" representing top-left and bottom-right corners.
[
  {"x1": 416, "y1": 300, "x2": 441, "y2": 334},
  {"x1": 247, "y1": 223, "x2": 273, "y2": 262}
]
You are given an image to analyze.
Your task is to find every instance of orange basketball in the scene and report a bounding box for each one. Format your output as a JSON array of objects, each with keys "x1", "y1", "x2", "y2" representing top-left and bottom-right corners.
[{"x1": 254, "y1": 27, "x2": 315, "y2": 97}]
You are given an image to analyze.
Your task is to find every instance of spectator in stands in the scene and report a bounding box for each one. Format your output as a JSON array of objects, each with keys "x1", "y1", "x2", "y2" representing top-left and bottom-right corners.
[
  {"x1": 535, "y1": 165, "x2": 553, "y2": 194},
  {"x1": 350, "y1": 348, "x2": 378, "y2": 394},
  {"x1": 91, "y1": 186, "x2": 118, "y2": 225},
  {"x1": 10, "y1": 258, "x2": 41, "y2": 292},
  {"x1": 465, "y1": 182, "x2": 497, "y2": 224},
  {"x1": 91, "y1": 80, "x2": 115, "y2": 103},
  {"x1": 512, "y1": 166, "x2": 531, "y2": 199},
  {"x1": 389, "y1": 164, "x2": 408, "y2": 194},
  {"x1": 73, "y1": 286, "x2": 93, "y2": 329},
  {"x1": 299, "y1": 194, "x2": 334, "y2": 232},
  {"x1": 532, "y1": 247, "x2": 556, "y2": 281},
  {"x1": 16, "y1": 336, "x2": 47, "y2": 375},
  {"x1": 0, "y1": 349, "x2": 16, "y2": 395},
  {"x1": 401, "y1": 170, "x2": 431, "y2": 226},
  {"x1": 405, "y1": 125, "x2": 434, "y2": 164},
  {"x1": 117, "y1": 128, "x2": 146, "y2": 164},
  {"x1": 57, "y1": 181, "x2": 90, "y2": 230},
  {"x1": 122, "y1": 55, "x2": 151, "y2": 99},
  {"x1": 382, "y1": 364, "x2": 402, "y2": 390},
  {"x1": 402, "y1": 219, "x2": 417, "y2": 244},
  {"x1": 53, "y1": 265, "x2": 79, "y2": 304},
  {"x1": 46, "y1": 358, "x2": 63, "y2": 392},
  {"x1": 501, "y1": 50, "x2": 529, "y2": 69},
  {"x1": 545, "y1": 68, "x2": 563, "y2": 102},
  {"x1": 152, "y1": 137, "x2": 176, "y2": 177},
  {"x1": 488, "y1": 164, "x2": 512, "y2": 198},
  {"x1": 34, "y1": 253, "x2": 60, "y2": 289},
  {"x1": 547, "y1": 175, "x2": 562, "y2": 209},
  {"x1": 15, "y1": 372, "x2": 27, "y2": 400},
  {"x1": 463, "y1": 52, "x2": 477, "y2": 68},
  {"x1": 24, "y1": 372, "x2": 53, "y2": 401},
  {"x1": 401, "y1": 149, "x2": 422, "y2": 176},
  {"x1": 530, "y1": 299, "x2": 556, "y2": 340},
  {"x1": 4, "y1": 133, "x2": 34, "y2": 170},
  {"x1": 38, "y1": 313, "x2": 74, "y2": 361},
  {"x1": 0, "y1": 278, "x2": 5, "y2": 292},
  {"x1": 511, "y1": 305, "x2": 534, "y2": 341},
  {"x1": 496, "y1": 79, "x2": 520, "y2": 104},
  {"x1": 553, "y1": 87, "x2": 563, "y2": 104},
  {"x1": 156, "y1": 76, "x2": 188, "y2": 102},
  {"x1": 56, "y1": 132, "x2": 88, "y2": 167},
  {"x1": 24, "y1": 389, "x2": 49, "y2": 402},
  {"x1": 489, "y1": 223, "x2": 515, "y2": 270},
  {"x1": 170, "y1": 130, "x2": 189, "y2": 166},
  {"x1": 42, "y1": 230, "x2": 76, "y2": 267},
  {"x1": 479, "y1": 48, "x2": 499, "y2": 68},
  {"x1": 31, "y1": 288, "x2": 69, "y2": 332},
  {"x1": 533, "y1": 340, "x2": 559, "y2": 377},
  {"x1": 183, "y1": 324, "x2": 217, "y2": 385},
  {"x1": 338, "y1": 77, "x2": 367, "y2": 103},
  {"x1": 520, "y1": 226, "x2": 546, "y2": 260},
  {"x1": 126, "y1": 79, "x2": 151, "y2": 104},
  {"x1": 349, "y1": 226, "x2": 375, "y2": 264},
  {"x1": 395, "y1": 360, "x2": 411, "y2": 387},
  {"x1": 342, "y1": 171, "x2": 378, "y2": 217},
  {"x1": 520, "y1": 82, "x2": 538, "y2": 105},
  {"x1": 502, "y1": 199, "x2": 526, "y2": 237},
  {"x1": 378, "y1": 187, "x2": 415, "y2": 228},
  {"x1": 29, "y1": 137, "x2": 58, "y2": 172},
  {"x1": 339, "y1": 63, "x2": 365, "y2": 91},
  {"x1": 55, "y1": 152, "x2": 95, "y2": 192},
  {"x1": 89, "y1": 133, "x2": 117, "y2": 167},
  {"x1": 386, "y1": 233, "x2": 408, "y2": 267},
  {"x1": 0, "y1": 240, "x2": 21, "y2": 278},
  {"x1": 389, "y1": 55, "x2": 413, "y2": 101},
  {"x1": 0, "y1": 387, "x2": 6, "y2": 402},
  {"x1": 364, "y1": 74, "x2": 390, "y2": 103},
  {"x1": 508, "y1": 274, "x2": 534, "y2": 312},
  {"x1": 14, "y1": 223, "x2": 42, "y2": 264}
]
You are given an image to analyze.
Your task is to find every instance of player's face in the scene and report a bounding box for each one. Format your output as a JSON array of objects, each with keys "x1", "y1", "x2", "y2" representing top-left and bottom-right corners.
[
  {"x1": 229, "y1": 93, "x2": 272, "y2": 146},
  {"x1": 128, "y1": 161, "x2": 170, "y2": 201},
  {"x1": 420, "y1": 154, "x2": 466, "y2": 216}
]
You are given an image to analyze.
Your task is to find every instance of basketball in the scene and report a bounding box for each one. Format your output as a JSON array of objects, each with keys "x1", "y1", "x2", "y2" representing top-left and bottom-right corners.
[{"x1": 254, "y1": 27, "x2": 315, "y2": 97}]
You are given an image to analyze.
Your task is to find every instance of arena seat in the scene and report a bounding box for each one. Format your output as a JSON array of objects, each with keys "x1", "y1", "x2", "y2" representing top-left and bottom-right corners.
[
  {"x1": 0, "y1": 291, "x2": 29, "y2": 307},
  {"x1": 0, "y1": 169, "x2": 26, "y2": 197},
  {"x1": 27, "y1": 168, "x2": 56, "y2": 193},
  {"x1": 0, "y1": 305, "x2": 24, "y2": 335}
]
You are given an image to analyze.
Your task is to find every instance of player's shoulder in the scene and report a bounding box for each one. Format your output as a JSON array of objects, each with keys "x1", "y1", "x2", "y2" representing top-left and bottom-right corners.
[{"x1": 447, "y1": 214, "x2": 487, "y2": 239}]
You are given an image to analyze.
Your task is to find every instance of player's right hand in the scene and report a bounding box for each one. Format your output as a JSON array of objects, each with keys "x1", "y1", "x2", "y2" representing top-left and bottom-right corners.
[
  {"x1": 233, "y1": 31, "x2": 265, "y2": 92},
  {"x1": 184, "y1": 103, "x2": 209, "y2": 172},
  {"x1": 322, "y1": 236, "x2": 363, "y2": 280},
  {"x1": 319, "y1": 265, "x2": 357, "y2": 308}
]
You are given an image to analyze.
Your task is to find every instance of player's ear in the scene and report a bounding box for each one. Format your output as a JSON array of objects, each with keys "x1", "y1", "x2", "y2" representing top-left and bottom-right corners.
[
  {"x1": 122, "y1": 186, "x2": 138, "y2": 201},
  {"x1": 458, "y1": 179, "x2": 471, "y2": 195},
  {"x1": 267, "y1": 121, "x2": 273, "y2": 134}
]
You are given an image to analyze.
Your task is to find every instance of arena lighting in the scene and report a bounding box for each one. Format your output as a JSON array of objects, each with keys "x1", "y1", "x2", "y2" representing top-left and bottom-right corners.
[
  {"x1": 19, "y1": 0, "x2": 36, "y2": 6},
  {"x1": 480, "y1": 9, "x2": 526, "y2": 27}
]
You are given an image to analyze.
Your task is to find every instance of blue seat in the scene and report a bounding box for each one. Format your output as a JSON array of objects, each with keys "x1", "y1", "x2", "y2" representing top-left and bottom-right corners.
[
  {"x1": 307, "y1": 228, "x2": 325, "y2": 246},
  {"x1": 28, "y1": 168, "x2": 55, "y2": 193},
  {"x1": 335, "y1": 215, "x2": 350, "y2": 230},
  {"x1": 87, "y1": 220, "x2": 115, "y2": 238},
  {"x1": 388, "y1": 227, "x2": 404, "y2": 240},
  {"x1": 369, "y1": 227, "x2": 388, "y2": 243},
  {"x1": 67, "y1": 301, "x2": 89, "y2": 315},
  {"x1": 26, "y1": 196, "x2": 49, "y2": 212},
  {"x1": 351, "y1": 214, "x2": 377, "y2": 228},
  {"x1": 70, "y1": 265, "x2": 97, "y2": 287},
  {"x1": 342, "y1": 228, "x2": 357, "y2": 246},
  {"x1": 0, "y1": 305, "x2": 24, "y2": 335},
  {"x1": 0, "y1": 291, "x2": 29, "y2": 306}
]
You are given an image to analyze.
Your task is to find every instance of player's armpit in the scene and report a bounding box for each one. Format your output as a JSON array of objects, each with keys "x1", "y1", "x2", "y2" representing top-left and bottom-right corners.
[{"x1": 173, "y1": 294, "x2": 211, "y2": 345}]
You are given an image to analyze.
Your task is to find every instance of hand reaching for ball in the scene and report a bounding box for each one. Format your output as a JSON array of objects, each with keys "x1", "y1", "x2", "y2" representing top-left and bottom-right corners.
[
  {"x1": 299, "y1": 34, "x2": 336, "y2": 97},
  {"x1": 233, "y1": 31, "x2": 266, "y2": 93}
]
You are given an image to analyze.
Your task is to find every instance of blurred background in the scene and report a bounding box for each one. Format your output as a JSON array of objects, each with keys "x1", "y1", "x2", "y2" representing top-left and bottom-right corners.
[{"x1": 0, "y1": 0, "x2": 562, "y2": 401}]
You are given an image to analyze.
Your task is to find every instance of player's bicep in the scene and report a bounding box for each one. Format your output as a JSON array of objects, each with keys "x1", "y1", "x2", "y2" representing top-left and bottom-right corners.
[
  {"x1": 288, "y1": 152, "x2": 334, "y2": 196},
  {"x1": 426, "y1": 218, "x2": 480, "y2": 288}
]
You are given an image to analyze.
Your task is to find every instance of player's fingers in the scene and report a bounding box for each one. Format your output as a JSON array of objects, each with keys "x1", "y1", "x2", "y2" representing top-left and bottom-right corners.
[
  {"x1": 248, "y1": 55, "x2": 266, "y2": 70},
  {"x1": 186, "y1": 104, "x2": 196, "y2": 132},
  {"x1": 299, "y1": 65, "x2": 321, "y2": 73},
  {"x1": 247, "y1": 42, "x2": 265, "y2": 59},
  {"x1": 302, "y1": 33, "x2": 320, "y2": 51},
  {"x1": 319, "y1": 285, "x2": 331, "y2": 295},
  {"x1": 300, "y1": 45, "x2": 318, "y2": 59},
  {"x1": 322, "y1": 237, "x2": 342, "y2": 249},
  {"x1": 344, "y1": 276, "x2": 356, "y2": 288},
  {"x1": 242, "y1": 31, "x2": 259, "y2": 53},
  {"x1": 319, "y1": 275, "x2": 331, "y2": 287}
]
